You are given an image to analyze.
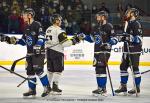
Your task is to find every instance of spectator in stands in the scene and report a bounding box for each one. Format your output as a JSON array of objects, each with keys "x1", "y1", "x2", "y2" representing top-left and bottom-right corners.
[
  {"x1": 0, "y1": 2, "x2": 3, "y2": 32},
  {"x1": 59, "y1": 4, "x2": 65, "y2": 16},
  {"x1": 92, "y1": 5, "x2": 98, "y2": 14},
  {"x1": 66, "y1": 5, "x2": 74, "y2": 23},
  {"x1": 39, "y1": 5, "x2": 50, "y2": 31},
  {"x1": 72, "y1": 21, "x2": 80, "y2": 33},
  {"x1": 82, "y1": 4, "x2": 91, "y2": 21},
  {"x1": 8, "y1": 9, "x2": 20, "y2": 33},
  {"x1": 124, "y1": 3, "x2": 132, "y2": 12},
  {"x1": 116, "y1": 3, "x2": 125, "y2": 31},
  {"x1": 80, "y1": 20, "x2": 91, "y2": 35},
  {"x1": 11, "y1": 0, "x2": 20, "y2": 15},
  {"x1": 1, "y1": 1, "x2": 10, "y2": 33},
  {"x1": 117, "y1": 3, "x2": 124, "y2": 18},
  {"x1": 99, "y1": 2, "x2": 110, "y2": 14}
]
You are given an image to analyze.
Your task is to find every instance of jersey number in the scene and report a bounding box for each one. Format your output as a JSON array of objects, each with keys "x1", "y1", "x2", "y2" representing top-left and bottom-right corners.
[{"x1": 46, "y1": 35, "x2": 52, "y2": 40}]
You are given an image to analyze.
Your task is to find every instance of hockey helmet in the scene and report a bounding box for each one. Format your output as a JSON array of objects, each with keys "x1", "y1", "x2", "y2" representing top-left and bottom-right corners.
[
  {"x1": 23, "y1": 8, "x2": 35, "y2": 17},
  {"x1": 96, "y1": 11, "x2": 108, "y2": 19},
  {"x1": 125, "y1": 8, "x2": 139, "y2": 18},
  {"x1": 50, "y1": 14, "x2": 62, "y2": 24}
]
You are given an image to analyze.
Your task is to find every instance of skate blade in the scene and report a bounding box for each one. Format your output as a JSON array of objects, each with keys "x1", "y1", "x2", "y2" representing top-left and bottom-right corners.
[
  {"x1": 115, "y1": 92, "x2": 127, "y2": 96},
  {"x1": 128, "y1": 93, "x2": 140, "y2": 97},
  {"x1": 92, "y1": 93, "x2": 107, "y2": 98},
  {"x1": 51, "y1": 91, "x2": 62, "y2": 95},
  {"x1": 23, "y1": 95, "x2": 36, "y2": 99}
]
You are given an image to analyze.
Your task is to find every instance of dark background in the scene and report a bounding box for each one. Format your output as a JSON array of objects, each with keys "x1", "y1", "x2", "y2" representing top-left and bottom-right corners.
[{"x1": 0, "y1": 0, "x2": 150, "y2": 36}]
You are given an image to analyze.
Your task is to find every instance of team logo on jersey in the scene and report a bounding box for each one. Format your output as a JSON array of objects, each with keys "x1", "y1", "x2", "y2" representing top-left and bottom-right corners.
[
  {"x1": 47, "y1": 30, "x2": 51, "y2": 33},
  {"x1": 39, "y1": 28, "x2": 43, "y2": 32},
  {"x1": 95, "y1": 35, "x2": 101, "y2": 44},
  {"x1": 26, "y1": 36, "x2": 33, "y2": 46},
  {"x1": 111, "y1": 30, "x2": 115, "y2": 34},
  {"x1": 138, "y1": 29, "x2": 142, "y2": 34},
  {"x1": 46, "y1": 35, "x2": 52, "y2": 40},
  {"x1": 31, "y1": 31, "x2": 36, "y2": 35},
  {"x1": 130, "y1": 30, "x2": 133, "y2": 34}
]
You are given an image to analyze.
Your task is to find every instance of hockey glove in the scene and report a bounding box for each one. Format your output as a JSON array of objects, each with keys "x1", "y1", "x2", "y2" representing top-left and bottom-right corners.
[
  {"x1": 0, "y1": 33, "x2": 5, "y2": 42},
  {"x1": 10, "y1": 36, "x2": 17, "y2": 44},
  {"x1": 33, "y1": 45, "x2": 42, "y2": 55},
  {"x1": 118, "y1": 33, "x2": 131, "y2": 42},
  {"x1": 71, "y1": 33, "x2": 85, "y2": 45},
  {"x1": 0, "y1": 34, "x2": 17, "y2": 44},
  {"x1": 131, "y1": 36, "x2": 142, "y2": 44},
  {"x1": 100, "y1": 43, "x2": 111, "y2": 50},
  {"x1": 0, "y1": 34, "x2": 10, "y2": 43}
]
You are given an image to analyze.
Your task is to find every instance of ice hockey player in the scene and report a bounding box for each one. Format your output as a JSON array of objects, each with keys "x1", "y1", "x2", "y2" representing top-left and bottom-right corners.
[
  {"x1": 45, "y1": 13, "x2": 85, "y2": 95},
  {"x1": 0, "y1": 8, "x2": 51, "y2": 97},
  {"x1": 84, "y1": 11, "x2": 118, "y2": 96},
  {"x1": 115, "y1": 8, "x2": 143, "y2": 95}
]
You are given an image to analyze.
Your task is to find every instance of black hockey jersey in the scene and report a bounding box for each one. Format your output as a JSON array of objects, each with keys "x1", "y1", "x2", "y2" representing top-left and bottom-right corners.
[
  {"x1": 17, "y1": 21, "x2": 45, "y2": 54},
  {"x1": 92, "y1": 23, "x2": 116, "y2": 52},
  {"x1": 124, "y1": 20, "x2": 143, "y2": 52}
]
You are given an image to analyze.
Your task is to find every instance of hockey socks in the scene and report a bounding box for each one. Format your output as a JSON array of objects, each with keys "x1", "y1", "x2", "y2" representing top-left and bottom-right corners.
[
  {"x1": 38, "y1": 73, "x2": 51, "y2": 97},
  {"x1": 128, "y1": 71, "x2": 141, "y2": 94},
  {"x1": 120, "y1": 71, "x2": 129, "y2": 84},
  {"x1": 134, "y1": 71, "x2": 141, "y2": 86},
  {"x1": 28, "y1": 76, "x2": 37, "y2": 90},
  {"x1": 23, "y1": 76, "x2": 37, "y2": 97},
  {"x1": 96, "y1": 74, "x2": 107, "y2": 88},
  {"x1": 38, "y1": 73, "x2": 49, "y2": 87}
]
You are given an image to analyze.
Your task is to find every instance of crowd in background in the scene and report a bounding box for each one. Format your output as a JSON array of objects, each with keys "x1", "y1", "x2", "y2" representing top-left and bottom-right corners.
[{"x1": 0, "y1": 0, "x2": 149, "y2": 35}]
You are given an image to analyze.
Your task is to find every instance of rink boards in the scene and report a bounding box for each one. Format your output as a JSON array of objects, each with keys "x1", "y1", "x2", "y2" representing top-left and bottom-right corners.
[{"x1": 0, "y1": 35, "x2": 150, "y2": 66}]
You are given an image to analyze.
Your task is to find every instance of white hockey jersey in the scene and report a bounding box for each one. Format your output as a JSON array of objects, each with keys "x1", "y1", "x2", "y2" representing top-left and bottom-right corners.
[{"x1": 45, "y1": 25, "x2": 72, "y2": 53}]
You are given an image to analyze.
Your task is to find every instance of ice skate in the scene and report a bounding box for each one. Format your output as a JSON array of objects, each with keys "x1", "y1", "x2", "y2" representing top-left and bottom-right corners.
[
  {"x1": 23, "y1": 89, "x2": 36, "y2": 98},
  {"x1": 115, "y1": 83, "x2": 127, "y2": 96},
  {"x1": 41, "y1": 85, "x2": 51, "y2": 97},
  {"x1": 52, "y1": 82, "x2": 62, "y2": 95},
  {"x1": 128, "y1": 86, "x2": 140, "y2": 96},
  {"x1": 92, "y1": 87, "x2": 107, "y2": 97}
]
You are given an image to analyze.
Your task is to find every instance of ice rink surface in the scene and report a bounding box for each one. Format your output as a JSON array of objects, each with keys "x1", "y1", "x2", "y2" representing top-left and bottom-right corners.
[{"x1": 0, "y1": 65, "x2": 149, "y2": 103}]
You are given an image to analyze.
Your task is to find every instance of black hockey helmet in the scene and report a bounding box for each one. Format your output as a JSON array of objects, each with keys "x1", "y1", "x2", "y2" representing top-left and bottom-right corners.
[
  {"x1": 23, "y1": 8, "x2": 35, "y2": 17},
  {"x1": 50, "y1": 13, "x2": 62, "y2": 24},
  {"x1": 96, "y1": 11, "x2": 108, "y2": 19},
  {"x1": 125, "y1": 8, "x2": 139, "y2": 18}
]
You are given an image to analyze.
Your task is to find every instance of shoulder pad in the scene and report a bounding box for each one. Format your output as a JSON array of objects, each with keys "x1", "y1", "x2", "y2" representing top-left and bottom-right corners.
[
  {"x1": 134, "y1": 21, "x2": 142, "y2": 28},
  {"x1": 107, "y1": 23, "x2": 113, "y2": 28},
  {"x1": 57, "y1": 28, "x2": 65, "y2": 34},
  {"x1": 34, "y1": 21, "x2": 42, "y2": 26}
]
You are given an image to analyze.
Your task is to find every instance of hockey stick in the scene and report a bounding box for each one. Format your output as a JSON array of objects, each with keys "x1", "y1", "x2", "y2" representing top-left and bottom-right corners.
[
  {"x1": 17, "y1": 61, "x2": 47, "y2": 87},
  {"x1": 124, "y1": 21, "x2": 138, "y2": 97},
  {"x1": 126, "y1": 42, "x2": 138, "y2": 97},
  {"x1": 17, "y1": 79, "x2": 26, "y2": 87},
  {"x1": 104, "y1": 52, "x2": 115, "y2": 96},
  {"x1": 97, "y1": 26, "x2": 115, "y2": 96},
  {"x1": 0, "y1": 65, "x2": 37, "y2": 85},
  {"x1": 141, "y1": 70, "x2": 150, "y2": 74},
  {"x1": 10, "y1": 39, "x2": 68, "y2": 72},
  {"x1": 11, "y1": 56, "x2": 28, "y2": 72}
]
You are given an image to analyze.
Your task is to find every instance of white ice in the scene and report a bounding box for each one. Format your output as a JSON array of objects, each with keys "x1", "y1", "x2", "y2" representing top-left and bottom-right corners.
[{"x1": 0, "y1": 65, "x2": 149, "y2": 103}]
